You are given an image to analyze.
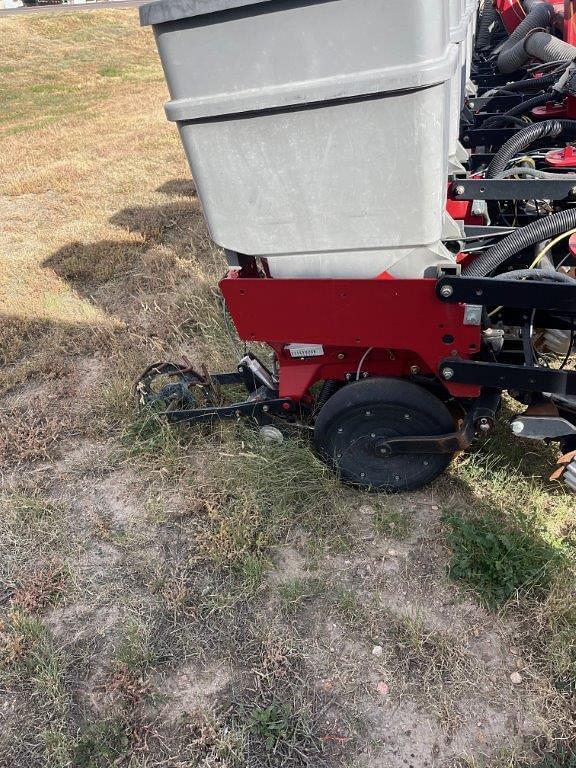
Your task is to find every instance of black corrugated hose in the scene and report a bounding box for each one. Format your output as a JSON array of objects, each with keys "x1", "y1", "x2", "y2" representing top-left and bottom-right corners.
[
  {"x1": 502, "y1": 90, "x2": 558, "y2": 117},
  {"x1": 485, "y1": 119, "x2": 576, "y2": 178},
  {"x1": 492, "y1": 73, "x2": 557, "y2": 93},
  {"x1": 497, "y1": 2, "x2": 554, "y2": 73},
  {"x1": 463, "y1": 209, "x2": 576, "y2": 276},
  {"x1": 477, "y1": 3, "x2": 498, "y2": 51},
  {"x1": 481, "y1": 90, "x2": 559, "y2": 128}
]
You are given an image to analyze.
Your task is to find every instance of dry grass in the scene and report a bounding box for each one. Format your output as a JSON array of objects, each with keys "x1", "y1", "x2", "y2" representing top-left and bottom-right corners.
[{"x1": 0, "y1": 8, "x2": 575, "y2": 768}]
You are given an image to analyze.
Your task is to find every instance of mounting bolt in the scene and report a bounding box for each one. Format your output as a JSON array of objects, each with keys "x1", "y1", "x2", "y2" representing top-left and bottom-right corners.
[
  {"x1": 360, "y1": 472, "x2": 366, "y2": 479},
  {"x1": 512, "y1": 420, "x2": 524, "y2": 435},
  {"x1": 479, "y1": 417, "x2": 491, "y2": 433},
  {"x1": 337, "y1": 353, "x2": 345, "y2": 360},
  {"x1": 337, "y1": 427, "x2": 344, "y2": 434},
  {"x1": 404, "y1": 413, "x2": 411, "y2": 420},
  {"x1": 362, "y1": 372, "x2": 369, "y2": 379},
  {"x1": 238, "y1": 366, "x2": 244, "y2": 372},
  {"x1": 455, "y1": 185, "x2": 465, "y2": 196},
  {"x1": 571, "y1": 186, "x2": 576, "y2": 197},
  {"x1": 410, "y1": 365, "x2": 420, "y2": 375},
  {"x1": 442, "y1": 367, "x2": 454, "y2": 381},
  {"x1": 262, "y1": 405, "x2": 269, "y2": 413},
  {"x1": 440, "y1": 284, "x2": 454, "y2": 298},
  {"x1": 345, "y1": 373, "x2": 352, "y2": 381}
]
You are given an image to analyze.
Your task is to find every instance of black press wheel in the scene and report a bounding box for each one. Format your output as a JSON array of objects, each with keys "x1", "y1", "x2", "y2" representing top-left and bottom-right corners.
[{"x1": 313, "y1": 378, "x2": 456, "y2": 492}]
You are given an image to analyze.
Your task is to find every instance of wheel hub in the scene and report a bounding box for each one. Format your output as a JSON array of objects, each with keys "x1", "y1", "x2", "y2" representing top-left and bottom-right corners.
[{"x1": 313, "y1": 378, "x2": 456, "y2": 492}]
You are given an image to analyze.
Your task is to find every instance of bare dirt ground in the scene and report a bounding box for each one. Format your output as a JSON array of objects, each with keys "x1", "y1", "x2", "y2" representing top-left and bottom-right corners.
[{"x1": 0, "y1": 10, "x2": 575, "y2": 768}]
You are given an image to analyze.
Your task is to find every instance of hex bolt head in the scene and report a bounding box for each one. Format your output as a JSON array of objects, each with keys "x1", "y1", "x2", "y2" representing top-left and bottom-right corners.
[
  {"x1": 370, "y1": 433, "x2": 376, "y2": 438},
  {"x1": 410, "y1": 365, "x2": 420, "y2": 375},
  {"x1": 262, "y1": 405, "x2": 269, "y2": 413},
  {"x1": 404, "y1": 413, "x2": 411, "y2": 420},
  {"x1": 440, "y1": 284, "x2": 454, "y2": 298},
  {"x1": 337, "y1": 427, "x2": 343, "y2": 434},
  {"x1": 442, "y1": 368, "x2": 455, "y2": 381},
  {"x1": 455, "y1": 185, "x2": 465, "y2": 196}
]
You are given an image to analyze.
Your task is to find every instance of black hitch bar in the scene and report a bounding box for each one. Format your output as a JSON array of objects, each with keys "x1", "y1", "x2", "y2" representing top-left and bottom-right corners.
[
  {"x1": 439, "y1": 361, "x2": 576, "y2": 397},
  {"x1": 437, "y1": 275, "x2": 576, "y2": 313},
  {"x1": 449, "y1": 178, "x2": 576, "y2": 202},
  {"x1": 164, "y1": 395, "x2": 296, "y2": 425}
]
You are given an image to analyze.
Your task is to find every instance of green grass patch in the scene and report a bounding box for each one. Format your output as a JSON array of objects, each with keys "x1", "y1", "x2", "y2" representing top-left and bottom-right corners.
[
  {"x1": 73, "y1": 719, "x2": 132, "y2": 768},
  {"x1": 98, "y1": 65, "x2": 123, "y2": 78},
  {"x1": 443, "y1": 510, "x2": 565, "y2": 609},
  {"x1": 277, "y1": 577, "x2": 326, "y2": 615}
]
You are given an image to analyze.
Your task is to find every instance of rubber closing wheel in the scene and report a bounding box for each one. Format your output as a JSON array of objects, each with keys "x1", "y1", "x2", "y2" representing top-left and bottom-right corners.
[{"x1": 314, "y1": 378, "x2": 456, "y2": 492}]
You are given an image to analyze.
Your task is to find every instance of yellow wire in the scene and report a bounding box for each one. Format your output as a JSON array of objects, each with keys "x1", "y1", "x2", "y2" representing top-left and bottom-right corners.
[
  {"x1": 529, "y1": 228, "x2": 576, "y2": 269},
  {"x1": 487, "y1": 228, "x2": 576, "y2": 318}
]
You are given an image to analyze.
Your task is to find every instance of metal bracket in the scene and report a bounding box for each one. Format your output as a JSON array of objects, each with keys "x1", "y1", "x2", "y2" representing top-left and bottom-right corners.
[
  {"x1": 164, "y1": 396, "x2": 295, "y2": 425},
  {"x1": 450, "y1": 179, "x2": 576, "y2": 201},
  {"x1": 437, "y1": 276, "x2": 576, "y2": 314},
  {"x1": 439, "y1": 360, "x2": 576, "y2": 397},
  {"x1": 511, "y1": 416, "x2": 576, "y2": 440}
]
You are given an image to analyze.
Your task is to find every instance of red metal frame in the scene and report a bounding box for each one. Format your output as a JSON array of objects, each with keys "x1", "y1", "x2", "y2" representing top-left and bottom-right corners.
[
  {"x1": 494, "y1": 0, "x2": 525, "y2": 34},
  {"x1": 446, "y1": 196, "x2": 486, "y2": 225},
  {"x1": 220, "y1": 274, "x2": 481, "y2": 401}
]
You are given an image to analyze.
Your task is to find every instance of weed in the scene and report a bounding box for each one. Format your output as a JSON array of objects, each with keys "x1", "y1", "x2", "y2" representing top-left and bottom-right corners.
[
  {"x1": 443, "y1": 510, "x2": 564, "y2": 609},
  {"x1": 332, "y1": 587, "x2": 363, "y2": 624},
  {"x1": 74, "y1": 718, "x2": 132, "y2": 768},
  {"x1": 249, "y1": 702, "x2": 298, "y2": 753},
  {"x1": 226, "y1": 638, "x2": 351, "y2": 766},
  {"x1": 277, "y1": 577, "x2": 326, "y2": 615}
]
